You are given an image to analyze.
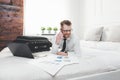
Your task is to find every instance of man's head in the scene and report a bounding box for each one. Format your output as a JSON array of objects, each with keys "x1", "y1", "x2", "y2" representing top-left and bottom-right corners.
[{"x1": 60, "y1": 20, "x2": 72, "y2": 38}]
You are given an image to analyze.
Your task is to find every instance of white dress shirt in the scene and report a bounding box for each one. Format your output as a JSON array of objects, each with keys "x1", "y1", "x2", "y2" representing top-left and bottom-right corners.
[{"x1": 51, "y1": 33, "x2": 81, "y2": 57}]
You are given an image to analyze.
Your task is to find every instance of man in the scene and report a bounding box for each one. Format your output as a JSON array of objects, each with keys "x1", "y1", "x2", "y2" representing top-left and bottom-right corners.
[{"x1": 51, "y1": 20, "x2": 81, "y2": 57}]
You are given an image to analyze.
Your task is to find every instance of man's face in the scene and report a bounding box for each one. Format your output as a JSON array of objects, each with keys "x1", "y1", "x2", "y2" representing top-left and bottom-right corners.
[{"x1": 61, "y1": 24, "x2": 72, "y2": 38}]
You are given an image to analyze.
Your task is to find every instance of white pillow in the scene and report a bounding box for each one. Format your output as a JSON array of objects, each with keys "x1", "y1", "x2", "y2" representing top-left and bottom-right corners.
[
  {"x1": 102, "y1": 25, "x2": 120, "y2": 42},
  {"x1": 83, "y1": 27, "x2": 103, "y2": 41}
]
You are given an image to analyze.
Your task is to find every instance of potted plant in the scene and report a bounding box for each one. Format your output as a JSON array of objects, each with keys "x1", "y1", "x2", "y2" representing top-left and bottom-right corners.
[
  {"x1": 53, "y1": 27, "x2": 58, "y2": 34},
  {"x1": 47, "y1": 27, "x2": 52, "y2": 34},
  {"x1": 41, "y1": 27, "x2": 46, "y2": 34}
]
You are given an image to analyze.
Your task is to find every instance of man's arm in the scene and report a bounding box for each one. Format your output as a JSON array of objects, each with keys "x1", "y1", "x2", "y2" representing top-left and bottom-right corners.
[
  {"x1": 57, "y1": 52, "x2": 68, "y2": 56},
  {"x1": 51, "y1": 36, "x2": 59, "y2": 54},
  {"x1": 74, "y1": 37, "x2": 81, "y2": 57},
  {"x1": 51, "y1": 32, "x2": 68, "y2": 56},
  {"x1": 51, "y1": 32, "x2": 63, "y2": 54},
  {"x1": 51, "y1": 38, "x2": 68, "y2": 56}
]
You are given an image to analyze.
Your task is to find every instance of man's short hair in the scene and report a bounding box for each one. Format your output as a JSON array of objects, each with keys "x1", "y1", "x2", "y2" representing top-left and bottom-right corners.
[{"x1": 60, "y1": 20, "x2": 72, "y2": 27}]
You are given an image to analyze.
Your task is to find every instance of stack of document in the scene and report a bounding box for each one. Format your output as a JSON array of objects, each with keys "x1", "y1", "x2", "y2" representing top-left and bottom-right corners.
[{"x1": 28, "y1": 54, "x2": 79, "y2": 76}]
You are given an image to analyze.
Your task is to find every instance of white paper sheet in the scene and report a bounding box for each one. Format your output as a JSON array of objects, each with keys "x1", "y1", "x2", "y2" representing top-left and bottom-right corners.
[{"x1": 28, "y1": 54, "x2": 79, "y2": 76}]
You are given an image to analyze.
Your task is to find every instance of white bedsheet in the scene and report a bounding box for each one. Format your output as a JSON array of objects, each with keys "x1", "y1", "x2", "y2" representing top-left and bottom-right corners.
[
  {"x1": 80, "y1": 40, "x2": 120, "y2": 52},
  {"x1": 0, "y1": 46, "x2": 120, "y2": 80},
  {"x1": 28, "y1": 54, "x2": 80, "y2": 76}
]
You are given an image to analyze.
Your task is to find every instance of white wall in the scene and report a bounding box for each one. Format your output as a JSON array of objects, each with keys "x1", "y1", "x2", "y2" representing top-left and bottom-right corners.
[
  {"x1": 102, "y1": 0, "x2": 120, "y2": 25},
  {"x1": 24, "y1": 0, "x2": 120, "y2": 39},
  {"x1": 83, "y1": 0, "x2": 120, "y2": 27},
  {"x1": 68, "y1": 0, "x2": 86, "y2": 39},
  {"x1": 24, "y1": 0, "x2": 81, "y2": 37},
  {"x1": 24, "y1": 0, "x2": 70, "y2": 35}
]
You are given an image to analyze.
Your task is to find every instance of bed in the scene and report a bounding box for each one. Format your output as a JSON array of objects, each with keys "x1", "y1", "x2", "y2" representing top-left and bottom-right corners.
[
  {"x1": 1, "y1": 25, "x2": 120, "y2": 80},
  {"x1": 0, "y1": 40, "x2": 120, "y2": 80}
]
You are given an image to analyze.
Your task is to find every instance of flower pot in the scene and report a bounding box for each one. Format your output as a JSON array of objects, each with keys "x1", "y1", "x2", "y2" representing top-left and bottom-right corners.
[
  {"x1": 54, "y1": 31, "x2": 57, "y2": 34},
  {"x1": 48, "y1": 30, "x2": 51, "y2": 34},
  {"x1": 42, "y1": 30, "x2": 44, "y2": 34}
]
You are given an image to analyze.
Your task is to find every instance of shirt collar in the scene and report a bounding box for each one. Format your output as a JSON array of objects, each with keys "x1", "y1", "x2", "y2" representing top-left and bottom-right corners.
[{"x1": 63, "y1": 34, "x2": 72, "y2": 41}]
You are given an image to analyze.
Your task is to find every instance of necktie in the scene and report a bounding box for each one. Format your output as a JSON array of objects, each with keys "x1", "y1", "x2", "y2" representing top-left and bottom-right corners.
[{"x1": 61, "y1": 38, "x2": 66, "y2": 52}]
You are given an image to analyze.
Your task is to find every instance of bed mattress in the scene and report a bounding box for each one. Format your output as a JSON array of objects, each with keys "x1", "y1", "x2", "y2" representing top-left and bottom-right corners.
[{"x1": 0, "y1": 46, "x2": 120, "y2": 80}]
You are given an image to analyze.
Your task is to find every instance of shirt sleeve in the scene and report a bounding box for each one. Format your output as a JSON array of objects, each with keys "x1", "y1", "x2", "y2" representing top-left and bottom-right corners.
[
  {"x1": 51, "y1": 36, "x2": 59, "y2": 54},
  {"x1": 74, "y1": 37, "x2": 81, "y2": 57}
]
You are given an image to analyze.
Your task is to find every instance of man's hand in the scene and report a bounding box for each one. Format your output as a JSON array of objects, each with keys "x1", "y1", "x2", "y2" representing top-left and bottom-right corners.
[
  {"x1": 56, "y1": 32, "x2": 63, "y2": 45},
  {"x1": 57, "y1": 52, "x2": 68, "y2": 56}
]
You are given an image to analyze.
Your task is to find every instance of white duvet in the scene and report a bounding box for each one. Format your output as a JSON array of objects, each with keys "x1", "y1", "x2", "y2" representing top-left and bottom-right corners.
[{"x1": 0, "y1": 45, "x2": 120, "y2": 80}]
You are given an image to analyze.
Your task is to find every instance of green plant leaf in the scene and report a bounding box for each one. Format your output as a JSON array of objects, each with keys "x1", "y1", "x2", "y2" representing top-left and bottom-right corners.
[{"x1": 41, "y1": 27, "x2": 46, "y2": 30}]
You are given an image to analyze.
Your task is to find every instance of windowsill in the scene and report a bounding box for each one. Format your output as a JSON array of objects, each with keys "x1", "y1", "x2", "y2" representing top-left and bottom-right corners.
[{"x1": 41, "y1": 34, "x2": 56, "y2": 36}]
